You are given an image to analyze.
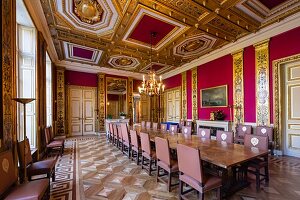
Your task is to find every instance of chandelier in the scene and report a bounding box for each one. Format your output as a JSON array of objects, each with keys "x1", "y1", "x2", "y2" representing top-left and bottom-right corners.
[{"x1": 138, "y1": 32, "x2": 165, "y2": 96}]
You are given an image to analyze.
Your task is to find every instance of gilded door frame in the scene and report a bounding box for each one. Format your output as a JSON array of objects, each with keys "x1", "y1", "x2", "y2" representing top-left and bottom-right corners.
[{"x1": 273, "y1": 53, "x2": 300, "y2": 151}]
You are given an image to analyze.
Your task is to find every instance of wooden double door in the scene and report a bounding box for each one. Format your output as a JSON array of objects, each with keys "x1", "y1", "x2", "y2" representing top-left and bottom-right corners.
[{"x1": 68, "y1": 87, "x2": 96, "y2": 136}]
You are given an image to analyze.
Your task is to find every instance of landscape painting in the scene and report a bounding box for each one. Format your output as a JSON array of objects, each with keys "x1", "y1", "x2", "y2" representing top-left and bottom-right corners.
[{"x1": 201, "y1": 85, "x2": 228, "y2": 107}]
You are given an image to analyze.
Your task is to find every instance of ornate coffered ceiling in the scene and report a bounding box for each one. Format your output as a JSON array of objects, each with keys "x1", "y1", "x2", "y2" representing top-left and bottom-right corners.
[{"x1": 40, "y1": 0, "x2": 300, "y2": 75}]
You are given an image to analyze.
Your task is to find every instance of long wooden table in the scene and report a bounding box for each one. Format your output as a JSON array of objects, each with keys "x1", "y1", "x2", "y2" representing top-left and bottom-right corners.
[{"x1": 132, "y1": 126, "x2": 269, "y2": 196}]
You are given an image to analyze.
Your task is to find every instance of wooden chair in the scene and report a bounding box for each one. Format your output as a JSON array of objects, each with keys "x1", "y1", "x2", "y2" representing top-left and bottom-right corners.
[
  {"x1": 160, "y1": 124, "x2": 167, "y2": 132},
  {"x1": 216, "y1": 130, "x2": 234, "y2": 143},
  {"x1": 235, "y1": 124, "x2": 252, "y2": 144},
  {"x1": 140, "y1": 132, "x2": 156, "y2": 175},
  {"x1": 141, "y1": 121, "x2": 146, "y2": 129},
  {"x1": 47, "y1": 126, "x2": 65, "y2": 153},
  {"x1": 0, "y1": 151, "x2": 50, "y2": 200},
  {"x1": 255, "y1": 126, "x2": 274, "y2": 153},
  {"x1": 121, "y1": 123, "x2": 131, "y2": 158},
  {"x1": 155, "y1": 137, "x2": 179, "y2": 192},
  {"x1": 169, "y1": 124, "x2": 178, "y2": 133},
  {"x1": 108, "y1": 123, "x2": 114, "y2": 143},
  {"x1": 130, "y1": 130, "x2": 141, "y2": 165},
  {"x1": 197, "y1": 128, "x2": 211, "y2": 139},
  {"x1": 146, "y1": 121, "x2": 151, "y2": 129},
  {"x1": 179, "y1": 119, "x2": 185, "y2": 130},
  {"x1": 112, "y1": 123, "x2": 118, "y2": 146},
  {"x1": 177, "y1": 144, "x2": 222, "y2": 200},
  {"x1": 152, "y1": 122, "x2": 158, "y2": 131},
  {"x1": 45, "y1": 127, "x2": 64, "y2": 157},
  {"x1": 117, "y1": 124, "x2": 123, "y2": 150},
  {"x1": 181, "y1": 126, "x2": 192, "y2": 136},
  {"x1": 244, "y1": 134, "x2": 269, "y2": 191},
  {"x1": 186, "y1": 120, "x2": 193, "y2": 127},
  {"x1": 18, "y1": 138, "x2": 57, "y2": 182}
]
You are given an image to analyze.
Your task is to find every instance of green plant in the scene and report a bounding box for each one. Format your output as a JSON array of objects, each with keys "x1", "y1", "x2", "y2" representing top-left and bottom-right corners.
[
  {"x1": 119, "y1": 112, "x2": 127, "y2": 117},
  {"x1": 214, "y1": 110, "x2": 225, "y2": 120},
  {"x1": 107, "y1": 114, "x2": 113, "y2": 119}
]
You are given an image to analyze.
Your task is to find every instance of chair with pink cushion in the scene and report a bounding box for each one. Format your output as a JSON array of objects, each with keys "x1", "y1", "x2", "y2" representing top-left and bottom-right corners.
[
  {"x1": 169, "y1": 124, "x2": 178, "y2": 134},
  {"x1": 255, "y1": 126, "x2": 274, "y2": 153},
  {"x1": 216, "y1": 130, "x2": 234, "y2": 143},
  {"x1": 121, "y1": 123, "x2": 131, "y2": 158},
  {"x1": 117, "y1": 124, "x2": 123, "y2": 150},
  {"x1": 141, "y1": 121, "x2": 146, "y2": 129},
  {"x1": 197, "y1": 128, "x2": 211, "y2": 139},
  {"x1": 177, "y1": 144, "x2": 222, "y2": 199},
  {"x1": 181, "y1": 126, "x2": 192, "y2": 136},
  {"x1": 112, "y1": 123, "x2": 118, "y2": 147},
  {"x1": 18, "y1": 138, "x2": 57, "y2": 182},
  {"x1": 146, "y1": 121, "x2": 151, "y2": 129},
  {"x1": 179, "y1": 119, "x2": 185, "y2": 130},
  {"x1": 186, "y1": 120, "x2": 193, "y2": 127},
  {"x1": 244, "y1": 134, "x2": 269, "y2": 191},
  {"x1": 0, "y1": 151, "x2": 50, "y2": 200},
  {"x1": 234, "y1": 124, "x2": 252, "y2": 144},
  {"x1": 152, "y1": 122, "x2": 158, "y2": 131},
  {"x1": 45, "y1": 127, "x2": 64, "y2": 157},
  {"x1": 140, "y1": 132, "x2": 156, "y2": 175},
  {"x1": 160, "y1": 124, "x2": 167, "y2": 132},
  {"x1": 130, "y1": 130, "x2": 141, "y2": 165},
  {"x1": 155, "y1": 137, "x2": 179, "y2": 192}
]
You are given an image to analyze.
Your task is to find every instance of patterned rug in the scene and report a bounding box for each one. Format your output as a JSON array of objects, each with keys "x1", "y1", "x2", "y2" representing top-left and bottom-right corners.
[{"x1": 50, "y1": 135, "x2": 300, "y2": 200}]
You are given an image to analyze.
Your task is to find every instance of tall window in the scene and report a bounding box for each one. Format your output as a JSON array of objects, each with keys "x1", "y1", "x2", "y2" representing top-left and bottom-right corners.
[
  {"x1": 17, "y1": 25, "x2": 37, "y2": 148},
  {"x1": 46, "y1": 53, "x2": 52, "y2": 126}
]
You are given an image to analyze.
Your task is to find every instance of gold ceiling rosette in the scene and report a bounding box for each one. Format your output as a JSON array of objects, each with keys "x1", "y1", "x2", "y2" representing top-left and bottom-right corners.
[{"x1": 74, "y1": 0, "x2": 103, "y2": 24}]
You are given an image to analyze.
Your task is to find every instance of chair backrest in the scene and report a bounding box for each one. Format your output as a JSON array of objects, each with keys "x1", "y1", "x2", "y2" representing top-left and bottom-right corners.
[
  {"x1": 17, "y1": 138, "x2": 33, "y2": 168},
  {"x1": 155, "y1": 137, "x2": 170, "y2": 166},
  {"x1": 181, "y1": 126, "x2": 192, "y2": 136},
  {"x1": 0, "y1": 151, "x2": 17, "y2": 196},
  {"x1": 236, "y1": 124, "x2": 252, "y2": 136},
  {"x1": 113, "y1": 124, "x2": 118, "y2": 137},
  {"x1": 197, "y1": 128, "x2": 211, "y2": 139},
  {"x1": 216, "y1": 130, "x2": 234, "y2": 143},
  {"x1": 244, "y1": 134, "x2": 268, "y2": 151},
  {"x1": 45, "y1": 127, "x2": 51, "y2": 144},
  {"x1": 186, "y1": 120, "x2": 193, "y2": 127},
  {"x1": 169, "y1": 124, "x2": 178, "y2": 133},
  {"x1": 146, "y1": 121, "x2": 151, "y2": 129},
  {"x1": 160, "y1": 124, "x2": 167, "y2": 132},
  {"x1": 140, "y1": 132, "x2": 151, "y2": 155},
  {"x1": 152, "y1": 122, "x2": 158, "y2": 130},
  {"x1": 255, "y1": 126, "x2": 273, "y2": 141},
  {"x1": 109, "y1": 123, "x2": 113, "y2": 134},
  {"x1": 117, "y1": 124, "x2": 123, "y2": 140},
  {"x1": 130, "y1": 130, "x2": 139, "y2": 148},
  {"x1": 141, "y1": 121, "x2": 146, "y2": 128},
  {"x1": 47, "y1": 126, "x2": 54, "y2": 140},
  {"x1": 177, "y1": 144, "x2": 204, "y2": 183},
  {"x1": 121, "y1": 123, "x2": 130, "y2": 142},
  {"x1": 179, "y1": 119, "x2": 185, "y2": 128}
]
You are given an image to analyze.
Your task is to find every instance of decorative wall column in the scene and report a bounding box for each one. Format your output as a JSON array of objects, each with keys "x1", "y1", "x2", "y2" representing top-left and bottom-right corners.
[
  {"x1": 232, "y1": 50, "x2": 244, "y2": 124},
  {"x1": 181, "y1": 72, "x2": 187, "y2": 120},
  {"x1": 97, "y1": 73, "x2": 105, "y2": 131},
  {"x1": 254, "y1": 40, "x2": 270, "y2": 126},
  {"x1": 192, "y1": 68, "x2": 198, "y2": 120},
  {"x1": 56, "y1": 67, "x2": 66, "y2": 135},
  {"x1": 127, "y1": 77, "x2": 133, "y2": 124},
  {"x1": 1, "y1": 0, "x2": 17, "y2": 152}
]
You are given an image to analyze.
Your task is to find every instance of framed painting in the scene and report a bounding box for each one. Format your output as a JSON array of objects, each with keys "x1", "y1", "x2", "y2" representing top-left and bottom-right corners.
[{"x1": 201, "y1": 85, "x2": 228, "y2": 107}]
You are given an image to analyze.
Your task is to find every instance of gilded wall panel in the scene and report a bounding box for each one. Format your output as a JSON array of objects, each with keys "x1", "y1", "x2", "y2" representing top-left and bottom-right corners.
[
  {"x1": 182, "y1": 72, "x2": 187, "y2": 120},
  {"x1": 192, "y1": 68, "x2": 198, "y2": 120},
  {"x1": 232, "y1": 50, "x2": 244, "y2": 124},
  {"x1": 56, "y1": 67, "x2": 65, "y2": 135},
  {"x1": 127, "y1": 77, "x2": 133, "y2": 124},
  {"x1": 254, "y1": 40, "x2": 270, "y2": 126},
  {"x1": 98, "y1": 73, "x2": 105, "y2": 131}
]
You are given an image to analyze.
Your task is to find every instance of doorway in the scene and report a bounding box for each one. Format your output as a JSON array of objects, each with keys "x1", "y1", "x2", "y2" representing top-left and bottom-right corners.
[{"x1": 68, "y1": 86, "x2": 96, "y2": 136}]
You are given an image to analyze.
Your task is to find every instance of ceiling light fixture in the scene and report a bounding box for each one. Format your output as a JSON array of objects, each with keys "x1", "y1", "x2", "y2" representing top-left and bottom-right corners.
[{"x1": 138, "y1": 32, "x2": 165, "y2": 96}]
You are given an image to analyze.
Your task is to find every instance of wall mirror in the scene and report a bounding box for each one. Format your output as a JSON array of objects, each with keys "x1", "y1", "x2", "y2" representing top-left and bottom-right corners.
[{"x1": 106, "y1": 77, "x2": 127, "y2": 119}]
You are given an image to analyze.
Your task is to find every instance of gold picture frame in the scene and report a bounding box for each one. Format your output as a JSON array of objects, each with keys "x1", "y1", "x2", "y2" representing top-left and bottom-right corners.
[{"x1": 200, "y1": 85, "x2": 228, "y2": 108}]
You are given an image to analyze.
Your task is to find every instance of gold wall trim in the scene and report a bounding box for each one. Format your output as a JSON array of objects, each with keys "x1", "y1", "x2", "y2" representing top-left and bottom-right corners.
[
  {"x1": 128, "y1": 77, "x2": 133, "y2": 124},
  {"x1": 181, "y1": 72, "x2": 187, "y2": 120},
  {"x1": 56, "y1": 67, "x2": 65, "y2": 135},
  {"x1": 192, "y1": 68, "x2": 198, "y2": 120},
  {"x1": 254, "y1": 39, "x2": 270, "y2": 126},
  {"x1": 232, "y1": 49, "x2": 244, "y2": 124},
  {"x1": 273, "y1": 53, "x2": 300, "y2": 150},
  {"x1": 97, "y1": 73, "x2": 105, "y2": 131}
]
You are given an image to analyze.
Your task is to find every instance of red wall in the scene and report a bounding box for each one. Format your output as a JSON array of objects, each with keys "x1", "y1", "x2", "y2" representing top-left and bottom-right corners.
[
  {"x1": 197, "y1": 55, "x2": 233, "y2": 120},
  {"x1": 65, "y1": 70, "x2": 97, "y2": 87},
  {"x1": 164, "y1": 73, "x2": 181, "y2": 90}
]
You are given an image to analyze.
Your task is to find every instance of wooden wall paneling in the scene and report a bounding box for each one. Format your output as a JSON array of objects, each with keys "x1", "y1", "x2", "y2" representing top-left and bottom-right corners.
[
  {"x1": 192, "y1": 68, "x2": 198, "y2": 120},
  {"x1": 128, "y1": 77, "x2": 133, "y2": 125},
  {"x1": 97, "y1": 73, "x2": 105, "y2": 131}
]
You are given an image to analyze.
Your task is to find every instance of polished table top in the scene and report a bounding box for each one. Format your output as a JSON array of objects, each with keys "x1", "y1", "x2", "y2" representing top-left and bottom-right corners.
[{"x1": 131, "y1": 126, "x2": 268, "y2": 169}]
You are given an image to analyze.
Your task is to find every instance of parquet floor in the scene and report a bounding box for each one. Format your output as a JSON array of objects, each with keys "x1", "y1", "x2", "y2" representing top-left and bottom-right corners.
[{"x1": 50, "y1": 135, "x2": 300, "y2": 200}]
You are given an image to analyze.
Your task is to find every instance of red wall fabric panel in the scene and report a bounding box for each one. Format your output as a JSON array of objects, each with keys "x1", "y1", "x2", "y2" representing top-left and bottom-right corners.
[
  {"x1": 164, "y1": 73, "x2": 182, "y2": 90},
  {"x1": 186, "y1": 70, "x2": 192, "y2": 119},
  {"x1": 65, "y1": 70, "x2": 98, "y2": 87},
  {"x1": 197, "y1": 55, "x2": 233, "y2": 120},
  {"x1": 133, "y1": 79, "x2": 142, "y2": 92}
]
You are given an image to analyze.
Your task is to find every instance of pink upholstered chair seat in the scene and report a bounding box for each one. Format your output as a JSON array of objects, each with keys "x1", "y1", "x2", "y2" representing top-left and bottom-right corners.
[
  {"x1": 142, "y1": 150, "x2": 156, "y2": 160},
  {"x1": 5, "y1": 179, "x2": 49, "y2": 200},
  {"x1": 131, "y1": 146, "x2": 141, "y2": 152},
  {"x1": 157, "y1": 159, "x2": 178, "y2": 172},
  {"x1": 47, "y1": 140, "x2": 63, "y2": 148},
  {"x1": 27, "y1": 158, "x2": 56, "y2": 177},
  {"x1": 179, "y1": 173, "x2": 222, "y2": 193}
]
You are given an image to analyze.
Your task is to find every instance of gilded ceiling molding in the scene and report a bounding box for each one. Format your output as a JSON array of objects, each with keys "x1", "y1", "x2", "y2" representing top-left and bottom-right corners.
[
  {"x1": 127, "y1": 77, "x2": 133, "y2": 124},
  {"x1": 232, "y1": 49, "x2": 244, "y2": 124},
  {"x1": 254, "y1": 39, "x2": 270, "y2": 126},
  {"x1": 1, "y1": 0, "x2": 17, "y2": 151},
  {"x1": 181, "y1": 71, "x2": 187, "y2": 120},
  {"x1": 56, "y1": 67, "x2": 66, "y2": 135},
  {"x1": 192, "y1": 68, "x2": 198, "y2": 120},
  {"x1": 273, "y1": 54, "x2": 300, "y2": 150},
  {"x1": 97, "y1": 73, "x2": 105, "y2": 131}
]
